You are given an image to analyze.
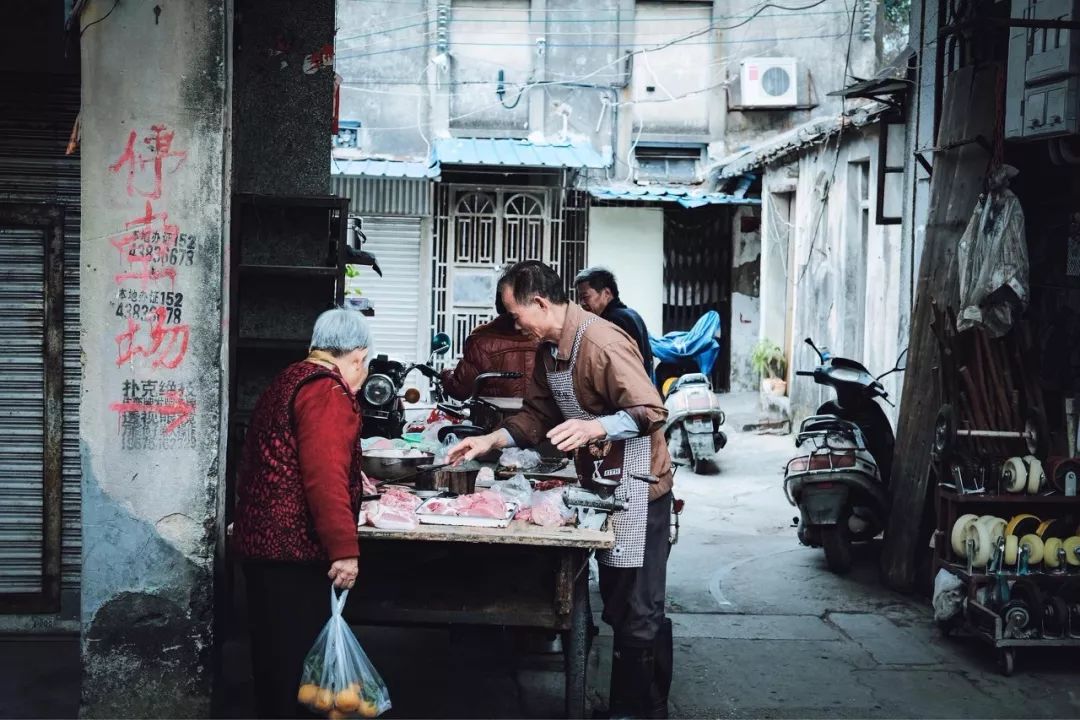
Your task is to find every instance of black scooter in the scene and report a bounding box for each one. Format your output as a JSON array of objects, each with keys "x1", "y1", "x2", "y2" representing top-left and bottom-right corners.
[
  {"x1": 359, "y1": 333, "x2": 452, "y2": 439},
  {"x1": 783, "y1": 338, "x2": 905, "y2": 574}
]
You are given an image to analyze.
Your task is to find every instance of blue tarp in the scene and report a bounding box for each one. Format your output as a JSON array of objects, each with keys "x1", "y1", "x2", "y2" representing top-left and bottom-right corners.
[{"x1": 649, "y1": 311, "x2": 722, "y2": 376}]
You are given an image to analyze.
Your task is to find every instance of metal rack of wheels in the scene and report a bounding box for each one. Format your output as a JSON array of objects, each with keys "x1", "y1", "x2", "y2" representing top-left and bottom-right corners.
[{"x1": 933, "y1": 485, "x2": 1080, "y2": 676}]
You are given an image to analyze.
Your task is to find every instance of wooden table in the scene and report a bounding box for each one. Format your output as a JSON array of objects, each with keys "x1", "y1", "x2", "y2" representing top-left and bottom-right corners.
[{"x1": 349, "y1": 520, "x2": 614, "y2": 718}]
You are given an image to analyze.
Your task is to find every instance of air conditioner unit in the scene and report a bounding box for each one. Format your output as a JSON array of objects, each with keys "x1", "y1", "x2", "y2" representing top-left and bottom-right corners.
[{"x1": 740, "y1": 58, "x2": 799, "y2": 108}]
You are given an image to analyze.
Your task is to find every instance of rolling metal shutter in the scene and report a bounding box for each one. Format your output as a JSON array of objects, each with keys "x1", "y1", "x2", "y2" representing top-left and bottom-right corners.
[
  {"x1": 349, "y1": 217, "x2": 423, "y2": 363},
  {"x1": 0, "y1": 77, "x2": 81, "y2": 607},
  {"x1": 0, "y1": 229, "x2": 47, "y2": 594}
]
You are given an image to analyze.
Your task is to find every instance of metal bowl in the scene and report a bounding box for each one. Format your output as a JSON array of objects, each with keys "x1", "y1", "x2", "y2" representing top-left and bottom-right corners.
[{"x1": 361, "y1": 450, "x2": 436, "y2": 482}]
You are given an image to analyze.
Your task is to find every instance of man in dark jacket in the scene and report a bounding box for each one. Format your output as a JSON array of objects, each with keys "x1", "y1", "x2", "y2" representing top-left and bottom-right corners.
[{"x1": 575, "y1": 266, "x2": 656, "y2": 382}]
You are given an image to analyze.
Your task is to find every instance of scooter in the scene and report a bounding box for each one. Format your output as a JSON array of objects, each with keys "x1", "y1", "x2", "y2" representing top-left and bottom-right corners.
[
  {"x1": 783, "y1": 338, "x2": 905, "y2": 574},
  {"x1": 359, "y1": 333, "x2": 452, "y2": 439},
  {"x1": 662, "y1": 373, "x2": 727, "y2": 474}
]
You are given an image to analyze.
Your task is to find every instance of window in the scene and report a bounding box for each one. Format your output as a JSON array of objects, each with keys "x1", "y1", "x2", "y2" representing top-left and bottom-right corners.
[{"x1": 634, "y1": 146, "x2": 703, "y2": 183}]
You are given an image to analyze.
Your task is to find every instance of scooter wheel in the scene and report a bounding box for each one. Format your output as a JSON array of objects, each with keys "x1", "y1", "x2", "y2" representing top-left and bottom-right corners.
[
  {"x1": 933, "y1": 405, "x2": 956, "y2": 461},
  {"x1": 821, "y1": 524, "x2": 853, "y2": 575}
]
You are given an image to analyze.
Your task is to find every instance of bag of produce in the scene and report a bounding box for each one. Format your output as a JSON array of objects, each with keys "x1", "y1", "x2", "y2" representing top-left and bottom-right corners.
[{"x1": 297, "y1": 586, "x2": 392, "y2": 718}]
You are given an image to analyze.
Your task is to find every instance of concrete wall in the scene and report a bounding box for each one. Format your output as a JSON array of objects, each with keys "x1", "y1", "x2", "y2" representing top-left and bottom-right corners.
[
  {"x1": 762, "y1": 125, "x2": 905, "y2": 426},
  {"x1": 719, "y1": 0, "x2": 879, "y2": 157},
  {"x1": 730, "y1": 206, "x2": 761, "y2": 392},
  {"x1": 233, "y1": 0, "x2": 335, "y2": 195},
  {"x1": 79, "y1": 0, "x2": 229, "y2": 715},
  {"x1": 587, "y1": 206, "x2": 665, "y2": 336}
]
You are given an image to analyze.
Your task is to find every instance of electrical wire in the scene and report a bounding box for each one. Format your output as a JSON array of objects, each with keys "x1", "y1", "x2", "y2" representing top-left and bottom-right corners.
[
  {"x1": 337, "y1": 0, "x2": 833, "y2": 60},
  {"x1": 80, "y1": 0, "x2": 121, "y2": 37}
]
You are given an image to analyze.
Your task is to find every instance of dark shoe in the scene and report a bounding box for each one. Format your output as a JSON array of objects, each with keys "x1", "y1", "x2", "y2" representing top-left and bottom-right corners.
[{"x1": 609, "y1": 644, "x2": 656, "y2": 719}]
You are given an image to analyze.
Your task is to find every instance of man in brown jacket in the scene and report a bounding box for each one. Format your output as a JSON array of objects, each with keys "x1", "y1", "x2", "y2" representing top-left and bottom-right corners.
[
  {"x1": 440, "y1": 294, "x2": 538, "y2": 400},
  {"x1": 448, "y1": 260, "x2": 674, "y2": 719}
]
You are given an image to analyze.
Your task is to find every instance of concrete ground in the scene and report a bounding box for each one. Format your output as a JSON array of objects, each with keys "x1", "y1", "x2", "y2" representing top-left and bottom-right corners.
[{"x1": 7, "y1": 393, "x2": 1080, "y2": 717}]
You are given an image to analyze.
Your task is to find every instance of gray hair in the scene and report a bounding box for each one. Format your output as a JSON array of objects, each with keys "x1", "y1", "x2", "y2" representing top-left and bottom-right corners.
[{"x1": 310, "y1": 308, "x2": 373, "y2": 357}]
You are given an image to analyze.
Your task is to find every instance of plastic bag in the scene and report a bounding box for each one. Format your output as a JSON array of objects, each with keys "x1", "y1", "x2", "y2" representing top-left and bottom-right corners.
[
  {"x1": 530, "y1": 488, "x2": 574, "y2": 528},
  {"x1": 499, "y1": 448, "x2": 542, "y2": 470},
  {"x1": 433, "y1": 433, "x2": 462, "y2": 464},
  {"x1": 492, "y1": 473, "x2": 533, "y2": 508},
  {"x1": 298, "y1": 586, "x2": 392, "y2": 718},
  {"x1": 956, "y1": 165, "x2": 1029, "y2": 338},
  {"x1": 932, "y1": 569, "x2": 964, "y2": 622},
  {"x1": 422, "y1": 420, "x2": 455, "y2": 445}
]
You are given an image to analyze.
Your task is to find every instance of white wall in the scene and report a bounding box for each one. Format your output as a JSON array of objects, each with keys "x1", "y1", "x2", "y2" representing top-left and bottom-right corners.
[{"x1": 587, "y1": 207, "x2": 665, "y2": 336}]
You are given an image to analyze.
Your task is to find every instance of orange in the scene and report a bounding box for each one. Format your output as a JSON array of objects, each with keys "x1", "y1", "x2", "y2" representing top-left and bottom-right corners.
[
  {"x1": 314, "y1": 688, "x2": 335, "y2": 712},
  {"x1": 297, "y1": 683, "x2": 319, "y2": 706},
  {"x1": 358, "y1": 698, "x2": 380, "y2": 718},
  {"x1": 335, "y1": 688, "x2": 361, "y2": 712}
]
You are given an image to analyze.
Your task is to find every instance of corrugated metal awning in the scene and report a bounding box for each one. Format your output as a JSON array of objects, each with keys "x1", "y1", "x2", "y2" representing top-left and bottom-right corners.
[
  {"x1": 588, "y1": 185, "x2": 760, "y2": 208},
  {"x1": 330, "y1": 156, "x2": 440, "y2": 179},
  {"x1": 434, "y1": 138, "x2": 609, "y2": 168}
]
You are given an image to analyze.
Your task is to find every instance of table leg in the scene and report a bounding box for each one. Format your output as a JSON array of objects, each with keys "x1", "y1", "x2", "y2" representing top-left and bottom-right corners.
[{"x1": 563, "y1": 565, "x2": 588, "y2": 720}]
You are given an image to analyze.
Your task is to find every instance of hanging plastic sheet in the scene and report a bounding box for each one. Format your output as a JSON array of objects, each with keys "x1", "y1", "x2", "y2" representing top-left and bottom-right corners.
[
  {"x1": 956, "y1": 165, "x2": 1029, "y2": 338},
  {"x1": 649, "y1": 310, "x2": 722, "y2": 376}
]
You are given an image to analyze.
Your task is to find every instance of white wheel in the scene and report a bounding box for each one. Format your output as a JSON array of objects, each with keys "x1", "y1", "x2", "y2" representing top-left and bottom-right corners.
[
  {"x1": 965, "y1": 521, "x2": 993, "y2": 567},
  {"x1": 1019, "y1": 533, "x2": 1045, "y2": 565},
  {"x1": 951, "y1": 514, "x2": 980, "y2": 557},
  {"x1": 1044, "y1": 537, "x2": 1064, "y2": 568},
  {"x1": 1002, "y1": 457, "x2": 1028, "y2": 493},
  {"x1": 1025, "y1": 456, "x2": 1045, "y2": 495},
  {"x1": 1005, "y1": 535, "x2": 1020, "y2": 566},
  {"x1": 1065, "y1": 536, "x2": 1080, "y2": 567},
  {"x1": 978, "y1": 516, "x2": 1007, "y2": 544}
]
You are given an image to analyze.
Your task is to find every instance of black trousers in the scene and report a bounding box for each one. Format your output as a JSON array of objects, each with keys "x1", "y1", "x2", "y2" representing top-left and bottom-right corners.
[
  {"x1": 598, "y1": 493, "x2": 672, "y2": 647},
  {"x1": 244, "y1": 561, "x2": 330, "y2": 719}
]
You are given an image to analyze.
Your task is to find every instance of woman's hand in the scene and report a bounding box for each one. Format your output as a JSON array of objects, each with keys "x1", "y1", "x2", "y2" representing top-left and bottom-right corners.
[{"x1": 328, "y1": 557, "x2": 359, "y2": 589}]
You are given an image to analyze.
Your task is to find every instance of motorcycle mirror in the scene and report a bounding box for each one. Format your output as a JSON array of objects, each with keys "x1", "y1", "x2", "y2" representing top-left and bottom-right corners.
[
  {"x1": 431, "y1": 332, "x2": 452, "y2": 356},
  {"x1": 874, "y1": 349, "x2": 909, "y2": 382},
  {"x1": 804, "y1": 337, "x2": 825, "y2": 363}
]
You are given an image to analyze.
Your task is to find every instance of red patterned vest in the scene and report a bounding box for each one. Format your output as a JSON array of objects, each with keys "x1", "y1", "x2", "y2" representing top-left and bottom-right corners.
[{"x1": 232, "y1": 361, "x2": 364, "y2": 562}]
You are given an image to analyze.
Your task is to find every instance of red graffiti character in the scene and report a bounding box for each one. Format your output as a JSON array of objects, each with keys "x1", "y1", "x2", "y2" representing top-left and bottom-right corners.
[
  {"x1": 110, "y1": 389, "x2": 195, "y2": 434},
  {"x1": 115, "y1": 307, "x2": 190, "y2": 369},
  {"x1": 109, "y1": 201, "x2": 180, "y2": 288},
  {"x1": 108, "y1": 125, "x2": 188, "y2": 200}
]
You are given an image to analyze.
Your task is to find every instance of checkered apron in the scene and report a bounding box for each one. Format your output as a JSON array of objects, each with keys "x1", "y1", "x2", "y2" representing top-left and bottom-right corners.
[{"x1": 548, "y1": 318, "x2": 651, "y2": 568}]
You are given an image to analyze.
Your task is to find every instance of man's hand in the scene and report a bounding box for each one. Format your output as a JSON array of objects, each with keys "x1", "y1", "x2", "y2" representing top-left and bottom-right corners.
[
  {"x1": 328, "y1": 557, "x2": 358, "y2": 589},
  {"x1": 547, "y1": 418, "x2": 606, "y2": 452},
  {"x1": 446, "y1": 432, "x2": 502, "y2": 464}
]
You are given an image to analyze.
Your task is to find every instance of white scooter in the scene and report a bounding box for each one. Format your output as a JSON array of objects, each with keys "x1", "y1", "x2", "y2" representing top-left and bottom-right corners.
[{"x1": 661, "y1": 373, "x2": 727, "y2": 474}]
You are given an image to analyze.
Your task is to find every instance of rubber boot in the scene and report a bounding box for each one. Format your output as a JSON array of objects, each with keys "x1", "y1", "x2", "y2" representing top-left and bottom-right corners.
[
  {"x1": 650, "y1": 619, "x2": 673, "y2": 718},
  {"x1": 608, "y1": 644, "x2": 656, "y2": 719}
]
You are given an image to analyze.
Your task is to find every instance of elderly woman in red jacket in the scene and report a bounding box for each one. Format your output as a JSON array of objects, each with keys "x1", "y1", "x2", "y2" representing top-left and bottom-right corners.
[{"x1": 232, "y1": 307, "x2": 371, "y2": 719}]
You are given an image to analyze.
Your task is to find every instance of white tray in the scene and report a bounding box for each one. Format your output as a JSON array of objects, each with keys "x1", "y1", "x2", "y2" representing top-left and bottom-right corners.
[{"x1": 416, "y1": 499, "x2": 518, "y2": 528}]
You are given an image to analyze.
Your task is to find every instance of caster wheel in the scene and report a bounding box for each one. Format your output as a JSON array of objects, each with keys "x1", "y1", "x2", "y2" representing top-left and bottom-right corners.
[{"x1": 998, "y1": 649, "x2": 1015, "y2": 676}]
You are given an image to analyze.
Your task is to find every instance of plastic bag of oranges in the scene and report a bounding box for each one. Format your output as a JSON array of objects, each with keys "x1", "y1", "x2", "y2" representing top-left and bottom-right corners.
[{"x1": 297, "y1": 585, "x2": 391, "y2": 718}]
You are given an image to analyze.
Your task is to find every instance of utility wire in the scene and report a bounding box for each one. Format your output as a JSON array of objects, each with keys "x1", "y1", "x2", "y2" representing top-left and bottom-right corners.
[{"x1": 80, "y1": 0, "x2": 121, "y2": 36}]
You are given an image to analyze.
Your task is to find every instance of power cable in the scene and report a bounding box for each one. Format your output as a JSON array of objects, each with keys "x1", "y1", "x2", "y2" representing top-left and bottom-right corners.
[{"x1": 80, "y1": 0, "x2": 120, "y2": 37}]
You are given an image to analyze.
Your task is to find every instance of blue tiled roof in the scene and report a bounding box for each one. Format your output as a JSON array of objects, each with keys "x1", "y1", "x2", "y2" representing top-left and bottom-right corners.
[
  {"x1": 588, "y1": 185, "x2": 760, "y2": 207},
  {"x1": 434, "y1": 138, "x2": 609, "y2": 169},
  {"x1": 330, "y1": 156, "x2": 440, "y2": 179}
]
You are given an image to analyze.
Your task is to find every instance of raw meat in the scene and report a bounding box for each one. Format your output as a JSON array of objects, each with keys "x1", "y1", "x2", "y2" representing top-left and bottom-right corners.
[
  {"x1": 380, "y1": 487, "x2": 422, "y2": 511},
  {"x1": 514, "y1": 507, "x2": 533, "y2": 523},
  {"x1": 530, "y1": 488, "x2": 573, "y2": 528},
  {"x1": 454, "y1": 490, "x2": 508, "y2": 519},
  {"x1": 423, "y1": 499, "x2": 458, "y2": 516},
  {"x1": 364, "y1": 500, "x2": 418, "y2": 531},
  {"x1": 533, "y1": 479, "x2": 567, "y2": 492}
]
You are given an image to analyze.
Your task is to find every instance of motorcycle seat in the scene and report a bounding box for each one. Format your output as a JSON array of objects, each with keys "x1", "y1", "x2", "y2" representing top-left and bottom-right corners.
[{"x1": 799, "y1": 415, "x2": 860, "y2": 435}]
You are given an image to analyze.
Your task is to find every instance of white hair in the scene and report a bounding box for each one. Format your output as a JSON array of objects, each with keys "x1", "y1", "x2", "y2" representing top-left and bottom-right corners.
[{"x1": 310, "y1": 308, "x2": 372, "y2": 357}]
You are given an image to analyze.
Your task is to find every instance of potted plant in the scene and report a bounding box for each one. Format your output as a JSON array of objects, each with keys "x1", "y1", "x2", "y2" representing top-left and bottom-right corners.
[{"x1": 751, "y1": 339, "x2": 787, "y2": 396}]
